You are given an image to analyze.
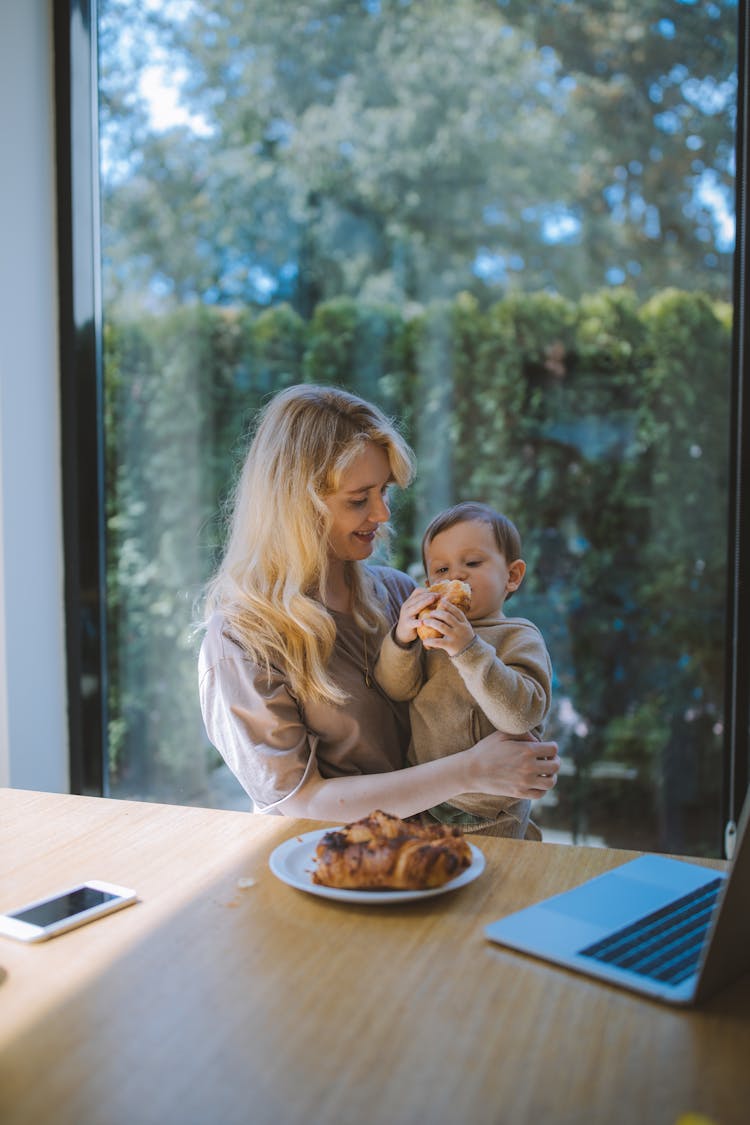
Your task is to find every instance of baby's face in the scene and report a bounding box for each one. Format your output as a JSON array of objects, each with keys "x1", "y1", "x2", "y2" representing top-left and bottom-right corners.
[{"x1": 424, "y1": 519, "x2": 520, "y2": 620}]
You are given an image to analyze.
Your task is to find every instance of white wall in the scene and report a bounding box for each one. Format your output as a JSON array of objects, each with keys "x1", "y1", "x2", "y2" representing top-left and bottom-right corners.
[{"x1": 0, "y1": 2, "x2": 69, "y2": 790}]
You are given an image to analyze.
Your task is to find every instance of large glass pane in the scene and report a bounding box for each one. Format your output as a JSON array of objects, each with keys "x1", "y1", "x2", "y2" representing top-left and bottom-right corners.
[{"x1": 98, "y1": 0, "x2": 737, "y2": 854}]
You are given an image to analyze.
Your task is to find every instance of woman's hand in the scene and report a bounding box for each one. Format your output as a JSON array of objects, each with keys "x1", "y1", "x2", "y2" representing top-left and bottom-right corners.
[{"x1": 465, "y1": 732, "x2": 560, "y2": 800}]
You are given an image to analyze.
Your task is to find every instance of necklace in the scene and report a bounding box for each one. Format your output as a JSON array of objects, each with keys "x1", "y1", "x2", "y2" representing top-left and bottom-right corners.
[{"x1": 362, "y1": 632, "x2": 374, "y2": 688}]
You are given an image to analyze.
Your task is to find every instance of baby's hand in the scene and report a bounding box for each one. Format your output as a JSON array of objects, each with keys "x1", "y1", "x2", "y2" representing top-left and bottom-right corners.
[
  {"x1": 419, "y1": 598, "x2": 475, "y2": 657},
  {"x1": 395, "y1": 587, "x2": 439, "y2": 646}
]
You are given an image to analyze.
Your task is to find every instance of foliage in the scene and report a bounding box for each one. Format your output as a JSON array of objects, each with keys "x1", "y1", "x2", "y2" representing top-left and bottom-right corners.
[
  {"x1": 98, "y1": 0, "x2": 737, "y2": 309},
  {"x1": 97, "y1": 0, "x2": 736, "y2": 850},
  {"x1": 104, "y1": 288, "x2": 730, "y2": 851}
]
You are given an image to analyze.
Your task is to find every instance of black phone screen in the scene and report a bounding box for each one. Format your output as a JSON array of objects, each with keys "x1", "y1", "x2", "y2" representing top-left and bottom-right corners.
[{"x1": 10, "y1": 887, "x2": 118, "y2": 927}]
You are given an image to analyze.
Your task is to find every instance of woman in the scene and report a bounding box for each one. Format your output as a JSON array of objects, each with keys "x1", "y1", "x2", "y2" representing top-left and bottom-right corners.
[{"x1": 199, "y1": 384, "x2": 559, "y2": 824}]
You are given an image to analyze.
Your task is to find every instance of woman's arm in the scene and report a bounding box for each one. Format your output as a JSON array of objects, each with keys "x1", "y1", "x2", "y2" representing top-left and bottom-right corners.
[
  {"x1": 200, "y1": 618, "x2": 559, "y2": 823},
  {"x1": 276, "y1": 732, "x2": 560, "y2": 822}
]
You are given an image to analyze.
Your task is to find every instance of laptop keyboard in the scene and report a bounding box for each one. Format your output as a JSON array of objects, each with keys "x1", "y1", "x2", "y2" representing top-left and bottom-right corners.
[{"x1": 578, "y1": 877, "x2": 723, "y2": 985}]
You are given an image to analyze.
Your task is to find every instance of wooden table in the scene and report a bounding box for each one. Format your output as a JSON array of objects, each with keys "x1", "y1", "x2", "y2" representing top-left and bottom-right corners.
[{"x1": 1, "y1": 788, "x2": 748, "y2": 1125}]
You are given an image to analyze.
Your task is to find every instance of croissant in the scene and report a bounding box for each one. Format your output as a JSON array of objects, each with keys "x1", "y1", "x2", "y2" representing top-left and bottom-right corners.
[
  {"x1": 312, "y1": 809, "x2": 472, "y2": 890},
  {"x1": 416, "y1": 578, "x2": 472, "y2": 640}
]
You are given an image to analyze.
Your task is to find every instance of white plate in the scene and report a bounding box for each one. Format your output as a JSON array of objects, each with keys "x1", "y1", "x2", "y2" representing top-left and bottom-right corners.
[{"x1": 268, "y1": 828, "x2": 485, "y2": 904}]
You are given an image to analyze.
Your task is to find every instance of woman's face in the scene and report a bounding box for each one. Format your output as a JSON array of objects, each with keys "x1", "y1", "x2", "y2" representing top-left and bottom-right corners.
[{"x1": 323, "y1": 442, "x2": 392, "y2": 562}]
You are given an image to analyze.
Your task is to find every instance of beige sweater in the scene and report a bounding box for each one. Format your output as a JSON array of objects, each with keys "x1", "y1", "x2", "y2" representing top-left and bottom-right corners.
[{"x1": 374, "y1": 615, "x2": 552, "y2": 833}]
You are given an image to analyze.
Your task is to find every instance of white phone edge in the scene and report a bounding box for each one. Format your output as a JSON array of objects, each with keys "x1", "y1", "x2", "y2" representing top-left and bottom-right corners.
[{"x1": 0, "y1": 879, "x2": 138, "y2": 943}]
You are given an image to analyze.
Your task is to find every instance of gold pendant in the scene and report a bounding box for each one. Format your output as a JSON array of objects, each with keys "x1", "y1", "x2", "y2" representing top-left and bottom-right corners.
[{"x1": 364, "y1": 671, "x2": 374, "y2": 688}]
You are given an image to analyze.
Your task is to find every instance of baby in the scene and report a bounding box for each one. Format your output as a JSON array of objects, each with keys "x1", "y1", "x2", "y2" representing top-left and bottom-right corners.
[{"x1": 374, "y1": 501, "x2": 552, "y2": 838}]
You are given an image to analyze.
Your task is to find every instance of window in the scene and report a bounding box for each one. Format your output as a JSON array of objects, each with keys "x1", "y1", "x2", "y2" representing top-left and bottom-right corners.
[{"x1": 58, "y1": 0, "x2": 749, "y2": 855}]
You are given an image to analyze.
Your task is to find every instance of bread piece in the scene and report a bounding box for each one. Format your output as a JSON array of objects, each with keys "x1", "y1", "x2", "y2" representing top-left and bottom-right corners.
[
  {"x1": 416, "y1": 578, "x2": 472, "y2": 640},
  {"x1": 312, "y1": 809, "x2": 472, "y2": 891}
]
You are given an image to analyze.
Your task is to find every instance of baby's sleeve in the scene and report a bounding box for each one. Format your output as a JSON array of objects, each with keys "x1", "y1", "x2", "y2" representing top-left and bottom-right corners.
[
  {"x1": 373, "y1": 627, "x2": 424, "y2": 701},
  {"x1": 451, "y1": 625, "x2": 552, "y2": 736}
]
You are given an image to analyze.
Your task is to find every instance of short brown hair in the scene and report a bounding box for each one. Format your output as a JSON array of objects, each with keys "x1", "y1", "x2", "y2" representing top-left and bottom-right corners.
[{"x1": 421, "y1": 501, "x2": 522, "y2": 574}]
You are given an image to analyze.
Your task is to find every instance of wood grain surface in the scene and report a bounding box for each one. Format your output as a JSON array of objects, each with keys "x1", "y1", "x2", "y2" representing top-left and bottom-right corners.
[{"x1": 1, "y1": 788, "x2": 748, "y2": 1125}]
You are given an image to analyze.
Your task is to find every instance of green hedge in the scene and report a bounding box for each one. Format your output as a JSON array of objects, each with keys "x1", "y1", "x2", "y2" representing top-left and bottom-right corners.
[{"x1": 103, "y1": 288, "x2": 730, "y2": 849}]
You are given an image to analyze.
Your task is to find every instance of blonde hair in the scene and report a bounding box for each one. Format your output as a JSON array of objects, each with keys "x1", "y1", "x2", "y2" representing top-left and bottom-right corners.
[{"x1": 203, "y1": 384, "x2": 416, "y2": 704}]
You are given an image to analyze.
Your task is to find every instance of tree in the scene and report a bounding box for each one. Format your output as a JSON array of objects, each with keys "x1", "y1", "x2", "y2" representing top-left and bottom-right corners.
[
  {"x1": 496, "y1": 0, "x2": 737, "y2": 294},
  {"x1": 97, "y1": 2, "x2": 735, "y2": 851},
  {"x1": 98, "y1": 0, "x2": 736, "y2": 309}
]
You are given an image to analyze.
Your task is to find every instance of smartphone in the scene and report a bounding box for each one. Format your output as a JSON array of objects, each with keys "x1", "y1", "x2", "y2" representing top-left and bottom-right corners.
[{"x1": 0, "y1": 880, "x2": 138, "y2": 943}]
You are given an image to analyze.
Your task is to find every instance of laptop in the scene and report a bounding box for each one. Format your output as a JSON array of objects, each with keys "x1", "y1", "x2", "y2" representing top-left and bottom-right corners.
[{"x1": 485, "y1": 791, "x2": 750, "y2": 1005}]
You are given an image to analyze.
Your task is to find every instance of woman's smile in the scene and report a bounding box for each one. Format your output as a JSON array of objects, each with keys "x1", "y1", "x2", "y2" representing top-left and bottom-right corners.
[{"x1": 324, "y1": 443, "x2": 393, "y2": 562}]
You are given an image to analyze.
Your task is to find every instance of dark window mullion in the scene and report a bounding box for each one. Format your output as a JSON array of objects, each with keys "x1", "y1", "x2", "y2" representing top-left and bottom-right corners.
[
  {"x1": 54, "y1": 0, "x2": 108, "y2": 796},
  {"x1": 723, "y1": 0, "x2": 750, "y2": 852}
]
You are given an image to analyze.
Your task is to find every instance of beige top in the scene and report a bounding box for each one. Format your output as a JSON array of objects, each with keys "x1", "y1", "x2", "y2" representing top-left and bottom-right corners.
[
  {"x1": 198, "y1": 566, "x2": 416, "y2": 811},
  {"x1": 374, "y1": 615, "x2": 552, "y2": 826}
]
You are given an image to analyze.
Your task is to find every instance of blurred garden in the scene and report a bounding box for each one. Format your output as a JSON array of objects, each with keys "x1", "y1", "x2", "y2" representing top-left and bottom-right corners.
[
  {"x1": 104, "y1": 287, "x2": 730, "y2": 851},
  {"x1": 98, "y1": 0, "x2": 737, "y2": 852}
]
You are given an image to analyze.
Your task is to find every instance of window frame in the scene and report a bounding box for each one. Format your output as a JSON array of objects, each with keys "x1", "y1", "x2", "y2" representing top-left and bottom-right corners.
[
  {"x1": 724, "y1": 0, "x2": 750, "y2": 841},
  {"x1": 54, "y1": 0, "x2": 108, "y2": 796},
  {"x1": 55, "y1": 0, "x2": 750, "y2": 850}
]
